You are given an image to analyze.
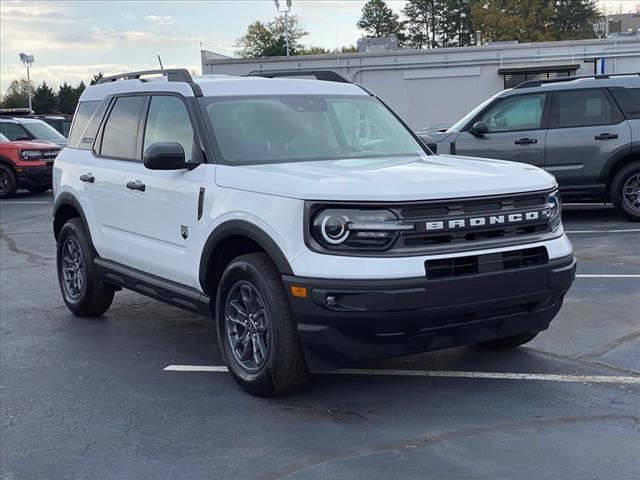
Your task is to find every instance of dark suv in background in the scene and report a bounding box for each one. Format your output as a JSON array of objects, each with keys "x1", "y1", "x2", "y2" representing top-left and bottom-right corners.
[{"x1": 421, "y1": 74, "x2": 640, "y2": 220}]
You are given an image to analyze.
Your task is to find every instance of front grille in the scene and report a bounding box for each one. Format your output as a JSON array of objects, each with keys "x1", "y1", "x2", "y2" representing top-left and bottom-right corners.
[
  {"x1": 390, "y1": 190, "x2": 553, "y2": 254},
  {"x1": 425, "y1": 247, "x2": 548, "y2": 279}
]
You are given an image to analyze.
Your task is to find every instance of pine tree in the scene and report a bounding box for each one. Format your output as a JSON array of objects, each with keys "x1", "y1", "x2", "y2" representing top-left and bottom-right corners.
[
  {"x1": 471, "y1": 0, "x2": 555, "y2": 43},
  {"x1": 357, "y1": 0, "x2": 404, "y2": 38},
  {"x1": 552, "y1": 0, "x2": 599, "y2": 40},
  {"x1": 32, "y1": 82, "x2": 57, "y2": 114},
  {"x1": 0, "y1": 79, "x2": 33, "y2": 109},
  {"x1": 57, "y1": 82, "x2": 75, "y2": 115},
  {"x1": 90, "y1": 73, "x2": 104, "y2": 86}
]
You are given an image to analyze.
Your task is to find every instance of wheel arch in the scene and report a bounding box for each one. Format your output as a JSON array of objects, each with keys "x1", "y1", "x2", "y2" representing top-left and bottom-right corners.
[
  {"x1": 199, "y1": 220, "x2": 294, "y2": 297},
  {"x1": 53, "y1": 192, "x2": 92, "y2": 244},
  {"x1": 604, "y1": 151, "x2": 640, "y2": 196}
]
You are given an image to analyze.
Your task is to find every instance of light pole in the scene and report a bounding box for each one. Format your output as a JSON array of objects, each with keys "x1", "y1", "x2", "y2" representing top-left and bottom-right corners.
[
  {"x1": 19, "y1": 53, "x2": 35, "y2": 112},
  {"x1": 274, "y1": 0, "x2": 292, "y2": 56}
]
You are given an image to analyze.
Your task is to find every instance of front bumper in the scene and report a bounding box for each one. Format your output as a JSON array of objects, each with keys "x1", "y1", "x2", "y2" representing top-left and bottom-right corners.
[
  {"x1": 16, "y1": 164, "x2": 53, "y2": 189},
  {"x1": 283, "y1": 254, "x2": 576, "y2": 366}
]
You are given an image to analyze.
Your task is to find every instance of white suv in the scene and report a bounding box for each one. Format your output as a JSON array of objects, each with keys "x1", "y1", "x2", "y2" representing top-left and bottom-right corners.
[{"x1": 53, "y1": 69, "x2": 576, "y2": 396}]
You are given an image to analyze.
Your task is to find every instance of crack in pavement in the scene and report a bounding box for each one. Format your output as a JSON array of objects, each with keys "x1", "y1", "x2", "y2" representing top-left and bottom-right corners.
[
  {"x1": 0, "y1": 228, "x2": 53, "y2": 267},
  {"x1": 258, "y1": 414, "x2": 639, "y2": 480},
  {"x1": 578, "y1": 330, "x2": 640, "y2": 361}
]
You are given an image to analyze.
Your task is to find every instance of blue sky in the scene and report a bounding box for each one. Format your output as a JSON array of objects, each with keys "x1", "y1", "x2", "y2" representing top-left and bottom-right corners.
[{"x1": 1, "y1": 0, "x2": 638, "y2": 92}]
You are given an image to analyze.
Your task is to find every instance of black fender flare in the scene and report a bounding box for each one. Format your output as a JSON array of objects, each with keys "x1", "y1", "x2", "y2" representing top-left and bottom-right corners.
[
  {"x1": 199, "y1": 220, "x2": 294, "y2": 293},
  {"x1": 52, "y1": 192, "x2": 92, "y2": 244},
  {"x1": 601, "y1": 143, "x2": 637, "y2": 187}
]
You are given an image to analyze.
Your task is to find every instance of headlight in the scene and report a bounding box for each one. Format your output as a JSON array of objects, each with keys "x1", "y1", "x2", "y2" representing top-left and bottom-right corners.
[
  {"x1": 542, "y1": 190, "x2": 562, "y2": 231},
  {"x1": 20, "y1": 150, "x2": 43, "y2": 160},
  {"x1": 311, "y1": 208, "x2": 414, "y2": 251}
]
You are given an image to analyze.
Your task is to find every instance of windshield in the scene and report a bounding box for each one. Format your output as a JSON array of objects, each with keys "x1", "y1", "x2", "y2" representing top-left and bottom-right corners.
[
  {"x1": 446, "y1": 96, "x2": 496, "y2": 132},
  {"x1": 202, "y1": 95, "x2": 424, "y2": 165},
  {"x1": 22, "y1": 121, "x2": 66, "y2": 141}
]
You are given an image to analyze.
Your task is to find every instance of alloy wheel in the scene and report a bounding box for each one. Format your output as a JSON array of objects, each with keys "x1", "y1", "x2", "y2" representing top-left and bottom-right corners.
[
  {"x1": 622, "y1": 173, "x2": 640, "y2": 212},
  {"x1": 225, "y1": 281, "x2": 271, "y2": 372},
  {"x1": 0, "y1": 171, "x2": 8, "y2": 195},
  {"x1": 61, "y1": 237, "x2": 84, "y2": 300}
]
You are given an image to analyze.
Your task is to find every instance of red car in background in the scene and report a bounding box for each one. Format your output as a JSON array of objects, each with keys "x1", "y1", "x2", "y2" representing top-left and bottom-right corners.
[{"x1": 0, "y1": 133, "x2": 60, "y2": 198}]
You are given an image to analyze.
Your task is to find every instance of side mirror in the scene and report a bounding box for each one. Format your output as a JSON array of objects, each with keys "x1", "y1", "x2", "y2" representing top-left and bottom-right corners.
[
  {"x1": 143, "y1": 142, "x2": 194, "y2": 170},
  {"x1": 469, "y1": 121, "x2": 489, "y2": 136},
  {"x1": 416, "y1": 133, "x2": 437, "y2": 154}
]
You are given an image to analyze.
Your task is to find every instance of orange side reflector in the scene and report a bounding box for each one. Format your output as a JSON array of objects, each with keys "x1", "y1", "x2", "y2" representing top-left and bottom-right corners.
[{"x1": 290, "y1": 286, "x2": 308, "y2": 298}]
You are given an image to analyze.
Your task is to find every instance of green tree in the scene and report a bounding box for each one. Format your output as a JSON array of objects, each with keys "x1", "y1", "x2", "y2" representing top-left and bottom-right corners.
[
  {"x1": 235, "y1": 15, "x2": 309, "y2": 57},
  {"x1": 403, "y1": 0, "x2": 440, "y2": 48},
  {"x1": 552, "y1": 0, "x2": 599, "y2": 40},
  {"x1": 0, "y1": 79, "x2": 33, "y2": 109},
  {"x1": 357, "y1": 0, "x2": 404, "y2": 38},
  {"x1": 471, "y1": 0, "x2": 555, "y2": 43},
  {"x1": 439, "y1": 0, "x2": 475, "y2": 47},
  {"x1": 57, "y1": 82, "x2": 75, "y2": 115},
  {"x1": 32, "y1": 81, "x2": 57, "y2": 114},
  {"x1": 90, "y1": 72, "x2": 104, "y2": 86}
]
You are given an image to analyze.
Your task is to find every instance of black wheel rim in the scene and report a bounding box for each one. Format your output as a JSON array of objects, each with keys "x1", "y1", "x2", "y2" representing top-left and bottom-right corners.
[
  {"x1": 225, "y1": 281, "x2": 271, "y2": 372},
  {"x1": 622, "y1": 173, "x2": 640, "y2": 212},
  {"x1": 61, "y1": 237, "x2": 84, "y2": 300},
  {"x1": 0, "y1": 171, "x2": 8, "y2": 195}
]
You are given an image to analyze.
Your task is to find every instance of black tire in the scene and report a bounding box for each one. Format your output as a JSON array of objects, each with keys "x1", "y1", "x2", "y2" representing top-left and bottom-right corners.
[
  {"x1": 611, "y1": 161, "x2": 640, "y2": 221},
  {"x1": 0, "y1": 164, "x2": 17, "y2": 199},
  {"x1": 26, "y1": 185, "x2": 50, "y2": 194},
  {"x1": 56, "y1": 218, "x2": 114, "y2": 317},
  {"x1": 215, "y1": 252, "x2": 308, "y2": 397},
  {"x1": 480, "y1": 332, "x2": 538, "y2": 349}
]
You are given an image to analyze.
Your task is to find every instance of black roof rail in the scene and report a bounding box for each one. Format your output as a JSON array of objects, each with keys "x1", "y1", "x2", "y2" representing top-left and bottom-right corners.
[
  {"x1": 97, "y1": 68, "x2": 203, "y2": 96},
  {"x1": 514, "y1": 72, "x2": 640, "y2": 89},
  {"x1": 248, "y1": 70, "x2": 350, "y2": 83}
]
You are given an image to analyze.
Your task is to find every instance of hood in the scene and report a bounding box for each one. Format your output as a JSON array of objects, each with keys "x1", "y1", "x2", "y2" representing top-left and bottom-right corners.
[
  {"x1": 215, "y1": 155, "x2": 557, "y2": 202},
  {"x1": 0, "y1": 140, "x2": 61, "y2": 150}
]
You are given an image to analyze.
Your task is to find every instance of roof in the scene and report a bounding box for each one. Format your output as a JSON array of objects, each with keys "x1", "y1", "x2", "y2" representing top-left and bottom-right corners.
[
  {"x1": 80, "y1": 74, "x2": 367, "y2": 102},
  {"x1": 505, "y1": 73, "x2": 640, "y2": 93}
]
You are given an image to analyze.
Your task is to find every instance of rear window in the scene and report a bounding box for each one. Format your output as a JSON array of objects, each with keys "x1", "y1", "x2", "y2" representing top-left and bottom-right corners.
[
  {"x1": 68, "y1": 101, "x2": 100, "y2": 148},
  {"x1": 610, "y1": 87, "x2": 640, "y2": 120},
  {"x1": 100, "y1": 96, "x2": 145, "y2": 160}
]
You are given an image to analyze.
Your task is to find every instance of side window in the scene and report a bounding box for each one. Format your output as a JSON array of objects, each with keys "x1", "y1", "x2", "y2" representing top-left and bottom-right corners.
[
  {"x1": 609, "y1": 87, "x2": 640, "y2": 120},
  {"x1": 143, "y1": 96, "x2": 195, "y2": 162},
  {"x1": 100, "y1": 96, "x2": 145, "y2": 160},
  {"x1": 68, "y1": 101, "x2": 100, "y2": 148},
  {"x1": 556, "y1": 89, "x2": 614, "y2": 128},
  {"x1": 479, "y1": 94, "x2": 546, "y2": 132},
  {"x1": 0, "y1": 122, "x2": 30, "y2": 141}
]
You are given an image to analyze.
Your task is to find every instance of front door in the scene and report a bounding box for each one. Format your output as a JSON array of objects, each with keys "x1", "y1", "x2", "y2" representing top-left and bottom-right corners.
[
  {"x1": 454, "y1": 93, "x2": 549, "y2": 168},
  {"x1": 115, "y1": 94, "x2": 205, "y2": 287}
]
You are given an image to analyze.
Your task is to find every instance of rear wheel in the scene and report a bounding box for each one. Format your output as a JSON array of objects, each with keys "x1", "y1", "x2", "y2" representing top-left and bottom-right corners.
[
  {"x1": 481, "y1": 332, "x2": 538, "y2": 349},
  {"x1": 216, "y1": 253, "x2": 308, "y2": 397},
  {"x1": 0, "y1": 164, "x2": 17, "y2": 199},
  {"x1": 57, "y1": 218, "x2": 115, "y2": 316},
  {"x1": 27, "y1": 185, "x2": 50, "y2": 194},
  {"x1": 611, "y1": 162, "x2": 640, "y2": 221}
]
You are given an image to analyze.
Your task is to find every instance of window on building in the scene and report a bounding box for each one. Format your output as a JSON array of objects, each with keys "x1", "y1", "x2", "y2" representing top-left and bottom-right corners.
[{"x1": 503, "y1": 70, "x2": 574, "y2": 89}]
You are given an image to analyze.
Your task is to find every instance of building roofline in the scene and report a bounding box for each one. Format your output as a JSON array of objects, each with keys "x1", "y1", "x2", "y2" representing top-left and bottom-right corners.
[{"x1": 202, "y1": 37, "x2": 640, "y2": 65}]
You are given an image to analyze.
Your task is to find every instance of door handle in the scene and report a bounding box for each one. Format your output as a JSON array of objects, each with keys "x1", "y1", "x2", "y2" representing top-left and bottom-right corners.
[
  {"x1": 126, "y1": 180, "x2": 146, "y2": 192},
  {"x1": 594, "y1": 133, "x2": 618, "y2": 140},
  {"x1": 514, "y1": 138, "x2": 537, "y2": 145},
  {"x1": 80, "y1": 173, "x2": 95, "y2": 183}
]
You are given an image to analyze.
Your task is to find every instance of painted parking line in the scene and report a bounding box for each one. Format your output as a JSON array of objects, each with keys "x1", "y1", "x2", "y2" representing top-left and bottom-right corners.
[
  {"x1": 163, "y1": 365, "x2": 640, "y2": 384},
  {"x1": 566, "y1": 228, "x2": 640, "y2": 234},
  {"x1": 576, "y1": 274, "x2": 640, "y2": 278},
  {"x1": 0, "y1": 201, "x2": 51, "y2": 204}
]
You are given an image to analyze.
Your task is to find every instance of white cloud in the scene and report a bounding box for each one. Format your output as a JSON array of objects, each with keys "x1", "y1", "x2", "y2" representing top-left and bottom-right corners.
[{"x1": 144, "y1": 15, "x2": 174, "y2": 26}]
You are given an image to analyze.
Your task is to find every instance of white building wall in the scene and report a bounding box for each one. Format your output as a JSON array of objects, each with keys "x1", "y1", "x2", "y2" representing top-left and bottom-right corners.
[{"x1": 202, "y1": 38, "x2": 640, "y2": 130}]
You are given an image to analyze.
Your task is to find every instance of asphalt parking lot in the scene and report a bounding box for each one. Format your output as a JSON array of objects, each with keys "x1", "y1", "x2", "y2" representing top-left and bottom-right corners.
[{"x1": 1, "y1": 192, "x2": 639, "y2": 480}]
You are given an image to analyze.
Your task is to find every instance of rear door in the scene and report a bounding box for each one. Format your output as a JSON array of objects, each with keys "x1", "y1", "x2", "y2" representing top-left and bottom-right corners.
[
  {"x1": 113, "y1": 94, "x2": 205, "y2": 287},
  {"x1": 453, "y1": 93, "x2": 549, "y2": 168},
  {"x1": 544, "y1": 88, "x2": 631, "y2": 196}
]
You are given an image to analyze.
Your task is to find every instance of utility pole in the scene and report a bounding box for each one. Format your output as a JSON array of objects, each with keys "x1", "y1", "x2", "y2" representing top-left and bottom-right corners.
[
  {"x1": 274, "y1": 0, "x2": 293, "y2": 56},
  {"x1": 19, "y1": 53, "x2": 35, "y2": 112}
]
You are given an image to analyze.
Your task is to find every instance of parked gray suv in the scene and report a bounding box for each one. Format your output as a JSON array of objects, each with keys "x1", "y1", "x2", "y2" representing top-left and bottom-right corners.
[{"x1": 421, "y1": 74, "x2": 640, "y2": 220}]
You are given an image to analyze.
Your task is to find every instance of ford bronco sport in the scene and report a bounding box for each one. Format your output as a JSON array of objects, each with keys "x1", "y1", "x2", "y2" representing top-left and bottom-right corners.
[
  {"x1": 421, "y1": 74, "x2": 640, "y2": 220},
  {"x1": 53, "y1": 69, "x2": 576, "y2": 396}
]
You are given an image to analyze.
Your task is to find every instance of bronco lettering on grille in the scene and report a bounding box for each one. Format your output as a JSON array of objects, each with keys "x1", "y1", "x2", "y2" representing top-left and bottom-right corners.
[{"x1": 425, "y1": 211, "x2": 541, "y2": 231}]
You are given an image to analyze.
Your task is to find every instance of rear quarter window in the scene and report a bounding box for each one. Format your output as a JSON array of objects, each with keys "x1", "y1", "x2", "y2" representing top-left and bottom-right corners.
[
  {"x1": 610, "y1": 87, "x2": 640, "y2": 120},
  {"x1": 68, "y1": 101, "x2": 101, "y2": 149}
]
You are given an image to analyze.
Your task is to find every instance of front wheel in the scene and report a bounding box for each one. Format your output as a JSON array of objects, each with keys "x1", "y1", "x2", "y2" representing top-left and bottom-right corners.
[
  {"x1": 611, "y1": 162, "x2": 640, "y2": 221},
  {"x1": 0, "y1": 164, "x2": 17, "y2": 199},
  {"x1": 57, "y1": 218, "x2": 115, "y2": 316},
  {"x1": 215, "y1": 253, "x2": 308, "y2": 397}
]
